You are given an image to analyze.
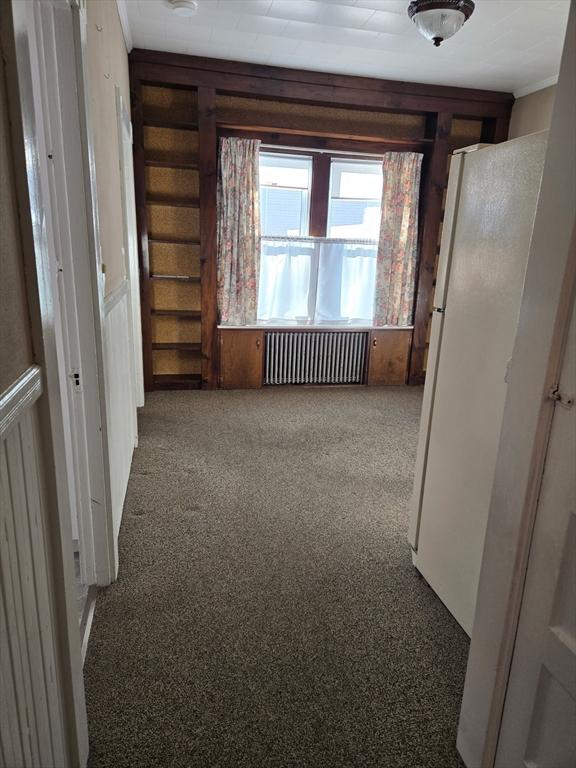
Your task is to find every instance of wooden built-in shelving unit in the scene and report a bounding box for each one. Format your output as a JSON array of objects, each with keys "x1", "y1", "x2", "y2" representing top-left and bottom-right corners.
[{"x1": 131, "y1": 82, "x2": 218, "y2": 390}]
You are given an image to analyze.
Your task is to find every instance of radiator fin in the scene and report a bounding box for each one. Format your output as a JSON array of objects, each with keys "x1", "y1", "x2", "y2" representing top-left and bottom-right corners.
[{"x1": 264, "y1": 331, "x2": 368, "y2": 385}]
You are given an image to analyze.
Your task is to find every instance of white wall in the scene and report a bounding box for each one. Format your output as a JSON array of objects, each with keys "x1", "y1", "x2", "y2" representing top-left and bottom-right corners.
[
  {"x1": 103, "y1": 281, "x2": 136, "y2": 564},
  {"x1": 509, "y1": 85, "x2": 557, "y2": 139}
]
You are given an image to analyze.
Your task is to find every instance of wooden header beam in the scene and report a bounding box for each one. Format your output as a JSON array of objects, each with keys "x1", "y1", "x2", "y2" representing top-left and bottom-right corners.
[
  {"x1": 130, "y1": 48, "x2": 513, "y2": 113},
  {"x1": 130, "y1": 52, "x2": 513, "y2": 120}
]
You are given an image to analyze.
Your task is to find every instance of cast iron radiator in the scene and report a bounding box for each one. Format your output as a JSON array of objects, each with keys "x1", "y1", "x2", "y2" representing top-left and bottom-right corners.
[{"x1": 264, "y1": 330, "x2": 369, "y2": 385}]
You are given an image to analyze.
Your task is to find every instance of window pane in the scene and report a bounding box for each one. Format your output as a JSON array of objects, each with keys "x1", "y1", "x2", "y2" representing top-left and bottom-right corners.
[
  {"x1": 328, "y1": 159, "x2": 383, "y2": 239},
  {"x1": 315, "y1": 241, "x2": 377, "y2": 325},
  {"x1": 257, "y1": 239, "x2": 315, "y2": 324},
  {"x1": 260, "y1": 153, "x2": 312, "y2": 237}
]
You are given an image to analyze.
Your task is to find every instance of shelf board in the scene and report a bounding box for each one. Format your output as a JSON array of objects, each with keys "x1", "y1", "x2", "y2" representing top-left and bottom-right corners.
[
  {"x1": 148, "y1": 236, "x2": 201, "y2": 247},
  {"x1": 147, "y1": 196, "x2": 200, "y2": 208},
  {"x1": 143, "y1": 118, "x2": 198, "y2": 132},
  {"x1": 152, "y1": 342, "x2": 202, "y2": 352},
  {"x1": 145, "y1": 159, "x2": 199, "y2": 171},
  {"x1": 152, "y1": 309, "x2": 201, "y2": 318},
  {"x1": 150, "y1": 274, "x2": 200, "y2": 282},
  {"x1": 153, "y1": 373, "x2": 202, "y2": 390}
]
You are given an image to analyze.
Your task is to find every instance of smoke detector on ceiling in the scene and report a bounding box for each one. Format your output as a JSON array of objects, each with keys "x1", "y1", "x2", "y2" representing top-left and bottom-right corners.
[{"x1": 170, "y1": 0, "x2": 198, "y2": 17}]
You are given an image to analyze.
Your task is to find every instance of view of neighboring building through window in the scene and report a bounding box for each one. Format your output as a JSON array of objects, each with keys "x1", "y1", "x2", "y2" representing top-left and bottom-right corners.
[
  {"x1": 260, "y1": 153, "x2": 312, "y2": 237},
  {"x1": 327, "y1": 160, "x2": 383, "y2": 239}
]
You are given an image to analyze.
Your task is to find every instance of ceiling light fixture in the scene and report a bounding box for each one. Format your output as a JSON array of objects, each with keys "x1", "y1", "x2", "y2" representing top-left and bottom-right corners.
[
  {"x1": 407, "y1": 0, "x2": 475, "y2": 47},
  {"x1": 170, "y1": 0, "x2": 198, "y2": 17}
]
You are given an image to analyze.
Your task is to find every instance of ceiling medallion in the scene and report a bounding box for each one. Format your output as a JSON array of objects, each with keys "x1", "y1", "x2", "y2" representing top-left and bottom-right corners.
[{"x1": 407, "y1": 0, "x2": 475, "y2": 47}]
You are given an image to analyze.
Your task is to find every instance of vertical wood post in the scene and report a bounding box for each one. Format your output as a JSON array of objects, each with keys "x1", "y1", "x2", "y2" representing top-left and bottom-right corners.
[
  {"x1": 198, "y1": 87, "x2": 218, "y2": 389},
  {"x1": 480, "y1": 115, "x2": 510, "y2": 144},
  {"x1": 409, "y1": 111, "x2": 452, "y2": 385},
  {"x1": 130, "y1": 73, "x2": 153, "y2": 391},
  {"x1": 309, "y1": 153, "x2": 331, "y2": 237}
]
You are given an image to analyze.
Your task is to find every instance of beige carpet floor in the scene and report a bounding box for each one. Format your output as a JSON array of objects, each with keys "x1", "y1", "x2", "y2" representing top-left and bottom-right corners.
[{"x1": 84, "y1": 387, "x2": 468, "y2": 768}]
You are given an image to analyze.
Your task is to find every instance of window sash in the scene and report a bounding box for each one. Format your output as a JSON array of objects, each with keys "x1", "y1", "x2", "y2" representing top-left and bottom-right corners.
[{"x1": 257, "y1": 236, "x2": 378, "y2": 326}]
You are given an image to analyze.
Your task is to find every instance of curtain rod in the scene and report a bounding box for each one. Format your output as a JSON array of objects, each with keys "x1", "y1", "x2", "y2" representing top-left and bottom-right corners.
[{"x1": 260, "y1": 143, "x2": 386, "y2": 160}]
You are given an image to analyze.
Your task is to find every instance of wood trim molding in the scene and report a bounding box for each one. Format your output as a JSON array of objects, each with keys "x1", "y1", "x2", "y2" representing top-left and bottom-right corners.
[
  {"x1": 130, "y1": 74, "x2": 153, "y2": 391},
  {"x1": 481, "y1": 222, "x2": 576, "y2": 767},
  {"x1": 130, "y1": 48, "x2": 513, "y2": 113},
  {"x1": 198, "y1": 87, "x2": 219, "y2": 389},
  {"x1": 309, "y1": 153, "x2": 331, "y2": 237},
  {"x1": 219, "y1": 125, "x2": 431, "y2": 155},
  {"x1": 409, "y1": 112, "x2": 453, "y2": 385},
  {"x1": 130, "y1": 57, "x2": 513, "y2": 119},
  {"x1": 0, "y1": 366, "x2": 43, "y2": 438}
]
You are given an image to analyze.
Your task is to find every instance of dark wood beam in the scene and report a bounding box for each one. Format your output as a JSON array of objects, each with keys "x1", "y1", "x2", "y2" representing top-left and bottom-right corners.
[
  {"x1": 130, "y1": 48, "x2": 514, "y2": 110},
  {"x1": 220, "y1": 126, "x2": 429, "y2": 155},
  {"x1": 409, "y1": 112, "x2": 453, "y2": 385},
  {"x1": 130, "y1": 73, "x2": 154, "y2": 391},
  {"x1": 198, "y1": 87, "x2": 219, "y2": 390},
  {"x1": 480, "y1": 116, "x2": 510, "y2": 143},
  {"x1": 131, "y1": 59, "x2": 512, "y2": 119}
]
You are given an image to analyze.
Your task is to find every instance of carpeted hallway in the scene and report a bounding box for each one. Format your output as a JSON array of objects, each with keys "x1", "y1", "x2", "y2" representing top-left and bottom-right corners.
[{"x1": 84, "y1": 388, "x2": 468, "y2": 768}]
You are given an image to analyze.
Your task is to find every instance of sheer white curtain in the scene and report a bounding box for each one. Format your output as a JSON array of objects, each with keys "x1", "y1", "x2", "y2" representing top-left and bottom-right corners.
[{"x1": 257, "y1": 237, "x2": 377, "y2": 325}]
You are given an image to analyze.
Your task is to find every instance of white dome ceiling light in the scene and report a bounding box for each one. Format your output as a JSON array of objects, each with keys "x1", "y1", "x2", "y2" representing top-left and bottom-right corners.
[
  {"x1": 170, "y1": 0, "x2": 198, "y2": 18},
  {"x1": 407, "y1": 0, "x2": 475, "y2": 47}
]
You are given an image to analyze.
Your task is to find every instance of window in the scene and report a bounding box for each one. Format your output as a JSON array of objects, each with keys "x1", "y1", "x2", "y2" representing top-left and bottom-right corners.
[
  {"x1": 258, "y1": 151, "x2": 382, "y2": 326},
  {"x1": 260, "y1": 153, "x2": 312, "y2": 237},
  {"x1": 327, "y1": 160, "x2": 383, "y2": 239}
]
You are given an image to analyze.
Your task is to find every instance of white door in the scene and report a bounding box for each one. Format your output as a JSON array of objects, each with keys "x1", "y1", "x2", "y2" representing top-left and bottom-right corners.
[
  {"x1": 116, "y1": 88, "x2": 145, "y2": 417},
  {"x1": 409, "y1": 148, "x2": 467, "y2": 549},
  {"x1": 495, "y1": 295, "x2": 576, "y2": 767},
  {"x1": 413, "y1": 133, "x2": 547, "y2": 635},
  {"x1": 34, "y1": 0, "x2": 111, "y2": 585}
]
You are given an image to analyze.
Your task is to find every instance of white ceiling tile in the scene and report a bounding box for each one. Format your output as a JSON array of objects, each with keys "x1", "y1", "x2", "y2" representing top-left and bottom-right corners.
[
  {"x1": 252, "y1": 33, "x2": 302, "y2": 54},
  {"x1": 216, "y1": 0, "x2": 273, "y2": 15},
  {"x1": 267, "y1": 0, "x2": 323, "y2": 23},
  {"x1": 315, "y1": 3, "x2": 375, "y2": 28},
  {"x1": 354, "y1": 0, "x2": 406, "y2": 12},
  {"x1": 364, "y1": 9, "x2": 411, "y2": 34},
  {"x1": 235, "y1": 14, "x2": 288, "y2": 34},
  {"x1": 127, "y1": 0, "x2": 569, "y2": 94}
]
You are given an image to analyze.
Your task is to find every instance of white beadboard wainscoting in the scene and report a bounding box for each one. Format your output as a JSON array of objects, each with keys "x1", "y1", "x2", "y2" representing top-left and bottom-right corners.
[
  {"x1": 0, "y1": 367, "x2": 68, "y2": 767},
  {"x1": 103, "y1": 279, "x2": 137, "y2": 543}
]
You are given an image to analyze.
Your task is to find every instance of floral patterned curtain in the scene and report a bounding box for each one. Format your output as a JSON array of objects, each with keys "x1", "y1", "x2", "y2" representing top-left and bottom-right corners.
[
  {"x1": 217, "y1": 137, "x2": 261, "y2": 326},
  {"x1": 373, "y1": 152, "x2": 423, "y2": 327}
]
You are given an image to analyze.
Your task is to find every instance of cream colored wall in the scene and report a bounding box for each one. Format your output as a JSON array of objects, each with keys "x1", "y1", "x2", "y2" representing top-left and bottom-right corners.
[
  {"x1": 508, "y1": 85, "x2": 556, "y2": 139},
  {"x1": 86, "y1": 0, "x2": 130, "y2": 296},
  {"x1": 0, "y1": 55, "x2": 33, "y2": 393}
]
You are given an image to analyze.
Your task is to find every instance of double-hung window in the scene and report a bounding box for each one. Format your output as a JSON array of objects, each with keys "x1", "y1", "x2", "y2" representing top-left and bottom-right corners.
[{"x1": 258, "y1": 151, "x2": 382, "y2": 326}]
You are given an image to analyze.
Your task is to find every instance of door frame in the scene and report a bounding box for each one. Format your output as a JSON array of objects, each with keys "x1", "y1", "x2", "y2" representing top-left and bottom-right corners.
[
  {"x1": 457, "y1": 5, "x2": 576, "y2": 764},
  {"x1": 116, "y1": 86, "x2": 145, "y2": 419},
  {"x1": 2, "y1": 0, "x2": 90, "y2": 762}
]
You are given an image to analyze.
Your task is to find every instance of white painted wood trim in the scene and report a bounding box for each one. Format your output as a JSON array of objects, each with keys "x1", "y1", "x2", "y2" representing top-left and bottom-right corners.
[
  {"x1": 457, "y1": 5, "x2": 576, "y2": 765},
  {"x1": 115, "y1": 0, "x2": 132, "y2": 53},
  {"x1": 513, "y1": 74, "x2": 558, "y2": 100},
  {"x1": 1, "y1": 1, "x2": 89, "y2": 762},
  {"x1": 0, "y1": 366, "x2": 42, "y2": 438},
  {"x1": 104, "y1": 277, "x2": 129, "y2": 315}
]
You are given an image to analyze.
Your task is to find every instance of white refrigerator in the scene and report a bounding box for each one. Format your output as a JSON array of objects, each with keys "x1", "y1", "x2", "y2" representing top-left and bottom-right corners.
[{"x1": 408, "y1": 132, "x2": 547, "y2": 636}]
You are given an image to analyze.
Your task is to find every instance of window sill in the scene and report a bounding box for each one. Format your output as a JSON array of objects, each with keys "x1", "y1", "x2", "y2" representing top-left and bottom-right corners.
[{"x1": 218, "y1": 325, "x2": 414, "y2": 331}]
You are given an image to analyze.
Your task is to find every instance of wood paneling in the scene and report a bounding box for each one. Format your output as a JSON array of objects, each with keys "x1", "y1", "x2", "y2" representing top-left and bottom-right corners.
[
  {"x1": 198, "y1": 88, "x2": 219, "y2": 389},
  {"x1": 309, "y1": 154, "x2": 331, "y2": 237},
  {"x1": 409, "y1": 112, "x2": 452, "y2": 385},
  {"x1": 130, "y1": 51, "x2": 513, "y2": 118},
  {"x1": 130, "y1": 51, "x2": 512, "y2": 388},
  {"x1": 367, "y1": 329, "x2": 412, "y2": 386},
  {"x1": 219, "y1": 329, "x2": 264, "y2": 389}
]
